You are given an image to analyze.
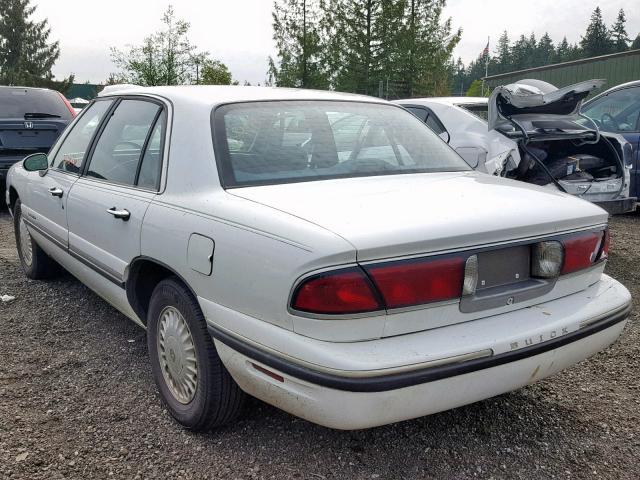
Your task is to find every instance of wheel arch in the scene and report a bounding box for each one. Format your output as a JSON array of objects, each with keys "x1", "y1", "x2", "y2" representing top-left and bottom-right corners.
[
  {"x1": 8, "y1": 186, "x2": 19, "y2": 211},
  {"x1": 126, "y1": 256, "x2": 199, "y2": 325}
]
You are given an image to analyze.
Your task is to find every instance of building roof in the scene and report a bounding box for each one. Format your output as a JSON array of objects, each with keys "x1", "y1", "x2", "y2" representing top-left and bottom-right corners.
[{"x1": 483, "y1": 49, "x2": 640, "y2": 81}]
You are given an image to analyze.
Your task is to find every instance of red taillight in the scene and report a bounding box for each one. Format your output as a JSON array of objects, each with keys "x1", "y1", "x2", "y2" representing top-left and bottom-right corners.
[
  {"x1": 291, "y1": 268, "x2": 382, "y2": 314},
  {"x1": 365, "y1": 257, "x2": 465, "y2": 309},
  {"x1": 561, "y1": 231, "x2": 605, "y2": 275},
  {"x1": 58, "y1": 92, "x2": 77, "y2": 118}
]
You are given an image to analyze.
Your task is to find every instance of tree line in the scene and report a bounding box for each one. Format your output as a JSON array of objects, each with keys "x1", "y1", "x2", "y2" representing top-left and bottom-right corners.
[
  {"x1": 455, "y1": 7, "x2": 640, "y2": 96},
  {"x1": 268, "y1": 0, "x2": 461, "y2": 99}
]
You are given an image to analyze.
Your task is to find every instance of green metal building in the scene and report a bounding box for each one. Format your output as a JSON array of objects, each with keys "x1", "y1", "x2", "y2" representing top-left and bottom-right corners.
[{"x1": 484, "y1": 49, "x2": 640, "y2": 96}]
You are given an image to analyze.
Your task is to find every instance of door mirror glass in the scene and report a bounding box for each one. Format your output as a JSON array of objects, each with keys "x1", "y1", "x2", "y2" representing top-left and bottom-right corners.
[{"x1": 23, "y1": 153, "x2": 49, "y2": 172}]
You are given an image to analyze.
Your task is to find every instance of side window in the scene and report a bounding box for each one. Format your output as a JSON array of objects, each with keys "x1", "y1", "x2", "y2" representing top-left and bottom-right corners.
[
  {"x1": 405, "y1": 107, "x2": 428, "y2": 122},
  {"x1": 52, "y1": 100, "x2": 113, "y2": 174},
  {"x1": 424, "y1": 112, "x2": 447, "y2": 136},
  {"x1": 86, "y1": 100, "x2": 162, "y2": 186},
  {"x1": 583, "y1": 87, "x2": 640, "y2": 132},
  {"x1": 137, "y1": 114, "x2": 166, "y2": 190}
]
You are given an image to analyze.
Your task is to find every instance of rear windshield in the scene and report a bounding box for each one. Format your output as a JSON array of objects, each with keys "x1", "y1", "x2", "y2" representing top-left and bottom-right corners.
[
  {"x1": 459, "y1": 103, "x2": 488, "y2": 121},
  {"x1": 212, "y1": 101, "x2": 471, "y2": 187},
  {"x1": 0, "y1": 88, "x2": 72, "y2": 120}
]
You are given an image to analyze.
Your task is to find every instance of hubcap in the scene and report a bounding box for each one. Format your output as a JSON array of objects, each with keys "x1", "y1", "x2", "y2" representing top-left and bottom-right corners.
[
  {"x1": 157, "y1": 306, "x2": 198, "y2": 404},
  {"x1": 19, "y1": 217, "x2": 33, "y2": 267}
]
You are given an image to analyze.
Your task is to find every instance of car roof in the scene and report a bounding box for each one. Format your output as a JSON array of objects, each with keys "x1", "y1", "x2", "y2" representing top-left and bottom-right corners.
[
  {"x1": 586, "y1": 80, "x2": 640, "y2": 104},
  {"x1": 395, "y1": 97, "x2": 488, "y2": 106},
  {"x1": 99, "y1": 85, "x2": 388, "y2": 107}
]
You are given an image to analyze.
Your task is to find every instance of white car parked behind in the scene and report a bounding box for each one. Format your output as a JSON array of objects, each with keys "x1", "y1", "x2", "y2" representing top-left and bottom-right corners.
[
  {"x1": 396, "y1": 80, "x2": 636, "y2": 214},
  {"x1": 6, "y1": 86, "x2": 631, "y2": 430}
]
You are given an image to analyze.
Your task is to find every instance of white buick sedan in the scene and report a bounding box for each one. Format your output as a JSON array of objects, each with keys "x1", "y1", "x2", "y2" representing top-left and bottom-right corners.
[{"x1": 5, "y1": 86, "x2": 631, "y2": 431}]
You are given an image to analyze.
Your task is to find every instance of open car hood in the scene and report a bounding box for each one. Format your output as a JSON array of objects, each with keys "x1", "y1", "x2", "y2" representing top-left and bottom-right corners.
[{"x1": 488, "y1": 79, "x2": 606, "y2": 139}]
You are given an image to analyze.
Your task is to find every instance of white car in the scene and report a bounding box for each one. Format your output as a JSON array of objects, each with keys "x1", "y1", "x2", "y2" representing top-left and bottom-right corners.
[
  {"x1": 396, "y1": 79, "x2": 636, "y2": 214},
  {"x1": 5, "y1": 86, "x2": 631, "y2": 431}
]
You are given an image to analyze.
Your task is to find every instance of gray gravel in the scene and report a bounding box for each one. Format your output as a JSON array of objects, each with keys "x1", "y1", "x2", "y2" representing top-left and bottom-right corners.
[{"x1": 0, "y1": 209, "x2": 638, "y2": 480}]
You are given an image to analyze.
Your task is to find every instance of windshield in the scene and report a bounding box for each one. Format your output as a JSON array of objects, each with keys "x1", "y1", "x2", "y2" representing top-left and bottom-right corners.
[
  {"x1": 213, "y1": 101, "x2": 470, "y2": 187},
  {"x1": 0, "y1": 88, "x2": 72, "y2": 120},
  {"x1": 459, "y1": 103, "x2": 488, "y2": 121}
]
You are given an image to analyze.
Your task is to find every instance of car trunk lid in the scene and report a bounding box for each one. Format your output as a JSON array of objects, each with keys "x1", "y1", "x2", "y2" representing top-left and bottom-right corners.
[
  {"x1": 229, "y1": 171, "x2": 608, "y2": 261},
  {"x1": 487, "y1": 78, "x2": 605, "y2": 138}
]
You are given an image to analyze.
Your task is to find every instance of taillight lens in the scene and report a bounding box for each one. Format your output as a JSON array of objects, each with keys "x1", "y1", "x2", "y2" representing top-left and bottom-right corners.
[
  {"x1": 291, "y1": 268, "x2": 382, "y2": 314},
  {"x1": 365, "y1": 256, "x2": 464, "y2": 309},
  {"x1": 532, "y1": 241, "x2": 563, "y2": 278},
  {"x1": 561, "y1": 231, "x2": 605, "y2": 275}
]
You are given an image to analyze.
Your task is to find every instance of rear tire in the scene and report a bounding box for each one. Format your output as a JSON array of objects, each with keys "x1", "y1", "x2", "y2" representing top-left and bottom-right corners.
[
  {"x1": 13, "y1": 199, "x2": 60, "y2": 279},
  {"x1": 147, "y1": 277, "x2": 245, "y2": 431}
]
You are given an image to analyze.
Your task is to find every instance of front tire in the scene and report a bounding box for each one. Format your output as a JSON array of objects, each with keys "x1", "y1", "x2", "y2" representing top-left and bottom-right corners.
[
  {"x1": 13, "y1": 199, "x2": 59, "y2": 279},
  {"x1": 147, "y1": 277, "x2": 245, "y2": 431}
]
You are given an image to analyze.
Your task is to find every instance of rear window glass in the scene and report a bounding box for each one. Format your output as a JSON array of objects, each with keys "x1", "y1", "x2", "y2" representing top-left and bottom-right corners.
[
  {"x1": 459, "y1": 104, "x2": 488, "y2": 121},
  {"x1": 0, "y1": 88, "x2": 72, "y2": 120},
  {"x1": 213, "y1": 101, "x2": 470, "y2": 187}
]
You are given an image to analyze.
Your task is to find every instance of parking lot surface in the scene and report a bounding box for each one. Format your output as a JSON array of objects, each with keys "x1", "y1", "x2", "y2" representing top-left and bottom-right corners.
[{"x1": 0, "y1": 210, "x2": 638, "y2": 480}]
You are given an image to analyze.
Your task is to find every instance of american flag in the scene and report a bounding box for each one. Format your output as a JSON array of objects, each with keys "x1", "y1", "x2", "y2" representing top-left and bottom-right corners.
[{"x1": 481, "y1": 41, "x2": 489, "y2": 58}]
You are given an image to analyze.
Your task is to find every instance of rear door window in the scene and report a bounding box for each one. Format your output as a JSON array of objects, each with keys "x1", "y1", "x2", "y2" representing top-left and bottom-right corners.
[
  {"x1": 85, "y1": 99, "x2": 162, "y2": 186},
  {"x1": 51, "y1": 100, "x2": 113, "y2": 174}
]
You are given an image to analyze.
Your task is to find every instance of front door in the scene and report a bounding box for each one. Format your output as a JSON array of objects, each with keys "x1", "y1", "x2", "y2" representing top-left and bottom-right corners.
[
  {"x1": 25, "y1": 100, "x2": 114, "y2": 247},
  {"x1": 66, "y1": 98, "x2": 166, "y2": 285}
]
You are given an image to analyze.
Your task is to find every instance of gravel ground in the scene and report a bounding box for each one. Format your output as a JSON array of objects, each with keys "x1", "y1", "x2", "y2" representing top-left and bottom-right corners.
[{"x1": 0, "y1": 209, "x2": 638, "y2": 480}]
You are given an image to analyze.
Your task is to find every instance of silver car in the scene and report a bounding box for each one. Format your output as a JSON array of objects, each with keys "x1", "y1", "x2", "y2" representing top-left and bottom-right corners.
[{"x1": 5, "y1": 86, "x2": 631, "y2": 430}]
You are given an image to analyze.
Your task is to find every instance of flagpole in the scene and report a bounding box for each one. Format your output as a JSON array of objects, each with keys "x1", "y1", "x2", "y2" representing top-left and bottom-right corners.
[{"x1": 482, "y1": 36, "x2": 490, "y2": 96}]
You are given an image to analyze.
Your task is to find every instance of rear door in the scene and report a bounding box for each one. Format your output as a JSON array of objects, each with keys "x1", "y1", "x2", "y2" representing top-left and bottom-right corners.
[
  {"x1": 25, "y1": 100, "x2": 113, "y2": 248},
  {"x1": 66, "y1": 97, "x2": 166, "y2": 285}
]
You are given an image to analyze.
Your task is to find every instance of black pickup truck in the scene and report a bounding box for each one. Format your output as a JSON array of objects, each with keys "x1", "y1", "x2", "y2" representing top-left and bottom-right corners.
[{"x1": 1, "y1": 86, "x2": 75, "y2": 204}]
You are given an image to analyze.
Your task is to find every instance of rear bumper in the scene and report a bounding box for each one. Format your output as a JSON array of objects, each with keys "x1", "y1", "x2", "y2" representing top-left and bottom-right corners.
[
  {"x1": 594, "y1": 197, "x2": 637, "y2": 215},
  {"x1": 205, "y1": 275, "x2": 631, "y2": 429}
]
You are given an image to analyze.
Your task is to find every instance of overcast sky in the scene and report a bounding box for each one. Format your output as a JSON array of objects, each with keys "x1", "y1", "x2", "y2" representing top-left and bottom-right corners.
[{"x1": 32, "y1": 0, "x2": 640, "y2": 85}]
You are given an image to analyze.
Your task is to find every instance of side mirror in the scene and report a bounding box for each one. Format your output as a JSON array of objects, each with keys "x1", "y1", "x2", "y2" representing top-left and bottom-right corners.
[
  {"x1": 439, "y1": 131, "x2": 451, "y2": 144},
  {"x1": 23, "y1": 153, "x2": 49, "y2": 174}
]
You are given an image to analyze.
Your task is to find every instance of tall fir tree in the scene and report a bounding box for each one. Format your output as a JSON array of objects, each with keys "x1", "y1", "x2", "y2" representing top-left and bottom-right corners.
[
  {"x1": 268, "y1": 0, "x2": 329, "y2": 89},
  {"x1": 610, "y1": 9, "x2": 629, "y2": 52},
  {"x1": 494, "y1": 31, "x2": 511, "y2": 74},
  {"x1": 0, "y1": 0, "x2": 61, "y2": 86},
  {"x1": 632, "y1": 34, "x2": 640, "y2": 50},
  {"x1": 536, "y1": 33, "x2": 555, "y2": 67},
  {"x1": 396, "y1": 0, "x2": 461, "y2": 97},
  {"x1": 580, "y1": 7, "x2": 613, "y2": 57}
]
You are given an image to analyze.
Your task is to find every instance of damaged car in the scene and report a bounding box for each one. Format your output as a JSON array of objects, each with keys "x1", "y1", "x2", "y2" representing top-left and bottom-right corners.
[{"x1": 396, "y1": 79, "x2": 636, "y2": 214}]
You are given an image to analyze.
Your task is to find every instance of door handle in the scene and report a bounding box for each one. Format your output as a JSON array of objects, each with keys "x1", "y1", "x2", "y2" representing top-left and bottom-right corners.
[
  {"x1": 49, "y1": 187, "x2": 63, "y2": 198},
  {"x1": 106, "y1": 207, "x2": 131, "y2": 221}
]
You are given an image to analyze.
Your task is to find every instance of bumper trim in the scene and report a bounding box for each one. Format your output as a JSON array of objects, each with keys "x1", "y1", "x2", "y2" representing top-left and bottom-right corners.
[{"x1": 208, "y1": 303, "x2": 631, "y2": 393}]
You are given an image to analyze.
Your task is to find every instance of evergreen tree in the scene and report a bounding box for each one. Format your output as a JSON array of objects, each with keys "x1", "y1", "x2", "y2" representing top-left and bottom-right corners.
[
  {"x1": 536, "y1": 33, "x2": 555, "y2": 66},
  {"x1": 610, "y1": 9, "x2": 629, "y2": 52},
  {"x1": 555, "y1": 37, "x2": 571, "y2": 63},
  {"x1": 268, "y1": 0, "x2": 329, "y2": 88},
  {"x1": 494, "y1": 31, "x2": 511, "y2": 74},
  {"x1": 632, "y1": 34, "x2": 640, "y2": 50},
  {"x1": 327, "y1": 0, "x2": 392, "y2": 95},
  {"x1": 0, "y1": 0, "x2": 61, "y2": 86},
  {"x1": 395, "y1": 0, "x2": 461, "y2": 97},
  {"x1": 580, "y1": 7, "x2": 613, "y2": 57}
]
